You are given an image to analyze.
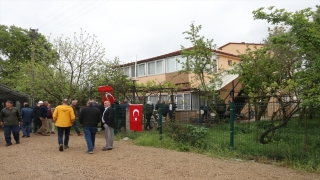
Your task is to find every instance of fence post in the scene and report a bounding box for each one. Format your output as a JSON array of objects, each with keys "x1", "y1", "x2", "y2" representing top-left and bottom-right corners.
[
  {"x1": 158, "y1": 103, "x2": 163, "y2": 140},
  {"x1": 230, "y1": 101, "x2": 235, "y2": 149},
  {"x1": 114, "y1": 107, "x2": 117, "y2": 135}
]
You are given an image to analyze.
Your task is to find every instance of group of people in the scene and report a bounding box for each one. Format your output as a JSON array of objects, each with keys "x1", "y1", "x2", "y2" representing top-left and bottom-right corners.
[
  {"x1": 20, "y1": 100, "x2": 83, "y2": 137},
  {"x1": 200, "y1": 101, "x2": 228, "y2": 121},
  {"x1": 0, "y1": 99, "x2": 116, "y2": 154},
  {"x1": 110, "y1": 99, "x2": 129, "y2": 132},
  {"x1": 144, "y1": 100, "x2": 176, "y2": 130}
]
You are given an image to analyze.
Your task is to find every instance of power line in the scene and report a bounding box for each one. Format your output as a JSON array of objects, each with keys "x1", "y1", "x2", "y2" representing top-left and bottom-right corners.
[
  {"x1": 43, "y1": 0, "x2": 109, "y2": 34},
  {"x1": 39, "y1": 0, "x2": 89, "y2": 30},
  {"x1": 39, "y1": 0, "x2": 88, "y2": 30},
  {"x1": 33, "y1": 0, "x2": 73, "y2": 28}
]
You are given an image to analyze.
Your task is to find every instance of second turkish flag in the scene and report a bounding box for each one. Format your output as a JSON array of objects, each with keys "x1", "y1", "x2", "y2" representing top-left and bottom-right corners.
[{"x1": 129, "y1": 104, "x2": 143, "y2": 131}]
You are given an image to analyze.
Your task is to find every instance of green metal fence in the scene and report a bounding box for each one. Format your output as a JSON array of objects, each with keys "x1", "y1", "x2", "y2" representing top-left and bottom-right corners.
[{"x1": 148, "y1": 102, "x2": 320, "y2": 166}]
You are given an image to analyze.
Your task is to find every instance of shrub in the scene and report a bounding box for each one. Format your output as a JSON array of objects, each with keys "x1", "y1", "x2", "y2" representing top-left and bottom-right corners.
[{"x1": 165, "y1": 122, "x2": 208, "y2": 148}]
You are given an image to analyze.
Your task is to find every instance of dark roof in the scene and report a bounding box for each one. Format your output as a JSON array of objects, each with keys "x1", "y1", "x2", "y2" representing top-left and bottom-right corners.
[
  {"x1": 121, "y1": 47, "x2": 240, "y2": 67},
  {"x1": 218, "y1": 42, "x2": 264, "y2": 50},
  {"x1": 0, "y1": 84, "x2": 29, "y2": 102}
]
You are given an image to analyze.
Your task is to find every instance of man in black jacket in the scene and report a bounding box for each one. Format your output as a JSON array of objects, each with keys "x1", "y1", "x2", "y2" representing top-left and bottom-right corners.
[
  {"x1": 119, "y1": 100, "x2": 129, "y2": 131},
  {"x1": 79, "y1": 100, "x2": 101, "y2": 154},
  {"x1": 102, "y1": 100, "x2": 114, "y2": 151},
  {"x1": 112, "y1": 99, "x2": 122, "y2": 132},
  {"x1": 144, "y1": 101, "x2": 154, "y2": 130},
  {"x1": 37, "y1": 101, "x2": 49, "y2": 136},
  {"x1": 32, "y1": 103, "x2": 40, "y2": 135}
]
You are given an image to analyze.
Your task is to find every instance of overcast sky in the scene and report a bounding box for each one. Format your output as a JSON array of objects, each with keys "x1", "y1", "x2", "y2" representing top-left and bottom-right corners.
[{"x1": 1, "y1": 0, "x2": 319, "y2": 63}]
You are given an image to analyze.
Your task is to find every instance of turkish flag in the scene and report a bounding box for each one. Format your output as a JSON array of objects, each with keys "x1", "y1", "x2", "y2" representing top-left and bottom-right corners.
[
  {"x1": 97, "y1": 86, "x2": 116, "y2": 104},
  {"x1": 129, "y1": 104, "x2": 143, "y2": 131}
]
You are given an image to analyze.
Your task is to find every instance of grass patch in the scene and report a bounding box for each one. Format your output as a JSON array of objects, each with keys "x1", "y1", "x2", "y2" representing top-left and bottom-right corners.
[{"x1": 118, "y1": 118, "x2": 320, "y2": 173}]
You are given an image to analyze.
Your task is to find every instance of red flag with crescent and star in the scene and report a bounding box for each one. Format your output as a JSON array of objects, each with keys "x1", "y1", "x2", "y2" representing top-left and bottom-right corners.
[
  {"x1": 129, "y1": 104, "x2": 143, "y2": 131},
  {"x1": 97, "y1": 85, "x2": 115, "y2": 104}
]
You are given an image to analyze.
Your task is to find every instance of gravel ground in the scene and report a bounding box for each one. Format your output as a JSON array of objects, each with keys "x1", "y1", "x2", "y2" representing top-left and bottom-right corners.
[{"x1": 0, "y1": 129, "x2": 319, "y2": 180}]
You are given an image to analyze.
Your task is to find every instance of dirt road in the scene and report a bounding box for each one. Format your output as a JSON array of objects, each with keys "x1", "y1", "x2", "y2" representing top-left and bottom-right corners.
[{"x1": 0, "y1": 131, "x2": 318, "y2": 180}]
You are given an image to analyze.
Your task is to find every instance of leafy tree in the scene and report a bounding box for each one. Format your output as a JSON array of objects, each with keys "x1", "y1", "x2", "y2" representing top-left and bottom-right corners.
[
  {"x1": 252, "y1": 6, "x2": 320, "y2": 107},
  {"x1": 179, "y1": 22, "x2": 222, "y2": 112},
  {"x1": 235, "y1": 26, "x2": 303, "y2": 144},
  {"x1": 17, "y1": 30, "x2": 105, "y2": 105},
  {"x1": 94, "y1": 57, "x2": 133, "y2": 102},
  {"x1": 0, "y1": 25, "x2": 57, "y2": 87}
]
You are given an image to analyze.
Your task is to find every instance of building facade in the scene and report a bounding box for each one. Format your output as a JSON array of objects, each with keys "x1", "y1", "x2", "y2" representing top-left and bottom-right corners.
[{"x1": 121, "y1": 42, "x2": 263, "y2": 114}]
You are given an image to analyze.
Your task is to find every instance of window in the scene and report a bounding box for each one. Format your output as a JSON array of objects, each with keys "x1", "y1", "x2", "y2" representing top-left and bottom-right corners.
[
  {"x1": 177, "y1": 56, "x2": 186, "y2": 71},
  {"x1": 166, "y1": 57, "x2": 176, "y2": 72},
  {"x1": 137, "y1": 64, "x2": 145, "y2": 77},
  {"x1": 184, "y1": 94, "x2": 191, "y2": 110},
  {"x1": 284, "y1": 95, "x2": 290, "y2": 102},
  {"x1": 150, "y1": 95, "x2": 158, "y2": 109},
  {"x1": 176, "y1": 94, "x2": 183, "y2": 110},
  {"x1": 131, "y1": 66, "x2": 135, "y2": 78},
  {"x1": 191, "y1": 92, "x2": 199, "y2": 110},
  {"x1": 123, "y1": 67, "x2": 130, "y2": 77},
  {"x1": 159, "y1": 95, "x2": 168, "y2": 102},
  {"x1": 175, "y1": 93, "x2": 191, "y2": 110},
  {"x1": 156, "y1": 60, "x2": 164, "y2": 74},
  {"x1": 205, "y1": 63, "x2": 211, "y2": 71},
  {"x1": 228, "y1": 60, "x2": 232, "y2": 66},
  {"x1": 148, "y1": 62, "x2": 155, "y2": 75},
  {"x1": 191, "y1": 93, "x2": 207, "y2": 110},
  {"x1": 212, "y1": 59, "x2": 218, "y2": 73}
]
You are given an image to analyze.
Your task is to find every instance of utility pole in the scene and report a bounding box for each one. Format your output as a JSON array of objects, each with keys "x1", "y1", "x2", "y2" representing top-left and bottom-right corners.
[{"x1": 30, "y1": 28, "x2": 38, "y2": 106}]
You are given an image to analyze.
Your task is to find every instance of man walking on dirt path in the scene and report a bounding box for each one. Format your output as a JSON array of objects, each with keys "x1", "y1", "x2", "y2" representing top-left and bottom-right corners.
[
  {"x1": 79, "y1": 100, "x2": 101, "y2": 154},
  {"x1": 53, "y1": 99, "x2": 75, "y2": 152},
  {"x1": 102, "y1": 100, "x2": 114, "y2": 151},
  {"x1": 21, "y1": 103, "x2": 34, "y2": 138},
  {"x1": 0, "y1": 100, "x2": 22, "y2": 146},
  {"x1": 70, "y1": 100, "x2": 83, "y2": 136},
  {"x1": 37, "y1": 101, "x2": 50, "y2": 136}
]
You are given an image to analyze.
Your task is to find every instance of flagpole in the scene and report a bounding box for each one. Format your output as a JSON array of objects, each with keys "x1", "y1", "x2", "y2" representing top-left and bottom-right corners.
[{"x1": 135, "y1": 55, "x2": 137, "y2": 77}]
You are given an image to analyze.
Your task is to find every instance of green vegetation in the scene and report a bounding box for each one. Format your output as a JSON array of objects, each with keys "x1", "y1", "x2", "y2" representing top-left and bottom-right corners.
[
  {"x1": 165, "y1": 122, "x2": 208, "y2": 148},
  {"x1": 115, "y1": 119, "x2": 320, "y2": 173}
]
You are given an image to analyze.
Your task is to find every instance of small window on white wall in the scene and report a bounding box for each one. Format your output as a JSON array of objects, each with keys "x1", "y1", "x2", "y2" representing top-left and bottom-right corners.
[
  {"x1": 148, "y1": 62, "x2": 155, "y2": 75},
  {"x1": 156, "y1": 60, "x2": 164, "y2": 74},
  {"x1": 228, "y1": 60, "x2": 232, "y2": 66},
  {"x1": 131, "y1": 66, "x2": 135, "y2": 77},
  {"x1": 166, "y1": 57, "x2": 176, "y2": 72},
  {"x1": 150, "y1": 95, "x2": 158, "y2": 109},
  {"x1": 137, "y1": 64, "x2": 145, "y2": 77},
  {"x1": 123, "y1": 67, "x2": 130, "y2": 77},
  {"x1": 212, "y1": 59, "x2": 217, "y2": 73},
  {"x1": 177, "y1": 56, "x2": 186, "y2": 71}
]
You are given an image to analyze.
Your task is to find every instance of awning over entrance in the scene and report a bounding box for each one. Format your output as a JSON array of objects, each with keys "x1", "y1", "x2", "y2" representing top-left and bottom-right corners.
[
  {"x1": 216, "y1": 74, "x2": 239, "y2": 90},
  {"x1": 215, "y1": 73, "x2": 239, "y2": 90}
]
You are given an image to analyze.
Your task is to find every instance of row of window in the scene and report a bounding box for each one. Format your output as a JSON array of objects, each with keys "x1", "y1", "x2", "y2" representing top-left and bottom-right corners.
[
  {"x1": 122, "y1": 54, "x2": 232, "y2": 78},
  {"x1": 146, "y1": 93, "x2": 206, "y2": 110},
  {"x1": 123, "y1": 55, "x2": 220, "y2": 77}
]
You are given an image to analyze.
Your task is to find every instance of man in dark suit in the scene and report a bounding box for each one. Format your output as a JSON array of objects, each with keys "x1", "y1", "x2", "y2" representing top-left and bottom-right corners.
[
  {"x1": 102, "y1": 101, "x2": 114, "y2": 151},
  {"x1": 79, "y1": 100, "x2": 101, "y2": 154}
]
